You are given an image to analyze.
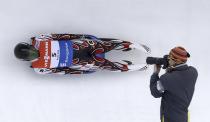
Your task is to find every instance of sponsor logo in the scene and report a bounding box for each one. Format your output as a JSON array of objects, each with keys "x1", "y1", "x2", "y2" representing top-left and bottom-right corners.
[
  {"x1": 52, "y1": 53, "x2": 57, "y2": 57},
  {"x1": 44, "y1": 41, "x2": 50, "y2": 67},
  {"x1": 60, "y1": 63, "x2": 66, "y2": 67},
  {"x1": 65, "y1": 42, "x2": 69, "y2": 64}
]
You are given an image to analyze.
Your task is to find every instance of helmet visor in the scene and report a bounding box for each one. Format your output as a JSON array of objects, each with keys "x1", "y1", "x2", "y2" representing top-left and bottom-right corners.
[{"x1": 23, "y1": 46, "x2": 39, "y2": 61}]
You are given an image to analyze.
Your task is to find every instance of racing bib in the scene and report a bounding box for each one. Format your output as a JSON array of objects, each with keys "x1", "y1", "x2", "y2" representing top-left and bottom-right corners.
[{"x1": 32, "y1": 40, "x2": 73, "y2": 68}]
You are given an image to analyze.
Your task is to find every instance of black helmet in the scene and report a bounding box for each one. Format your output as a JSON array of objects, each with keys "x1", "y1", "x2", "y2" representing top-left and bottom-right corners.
[{"x1": 14, "y1": 42, "x2": 39, "y2": 61}]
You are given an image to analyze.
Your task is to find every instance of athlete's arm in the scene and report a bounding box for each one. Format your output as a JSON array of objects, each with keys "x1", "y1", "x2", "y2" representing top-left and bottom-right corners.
[
  {"x1": 51, "y1": 34, "x2": 98, "y2": 40},
  {"x1": 33, "y1": 67, "x2": 95, "y2": 75}
]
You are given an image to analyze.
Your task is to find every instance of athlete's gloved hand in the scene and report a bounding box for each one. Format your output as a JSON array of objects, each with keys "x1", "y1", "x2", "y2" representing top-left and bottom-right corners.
[{"x1": 153, "y1": 64, "x2": 161, "y2": 74}]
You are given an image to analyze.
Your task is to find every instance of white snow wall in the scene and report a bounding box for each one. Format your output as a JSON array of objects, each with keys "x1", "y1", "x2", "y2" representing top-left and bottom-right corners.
[{"x1": 0, "y1": 0, "x2": 209, "y2": 122}]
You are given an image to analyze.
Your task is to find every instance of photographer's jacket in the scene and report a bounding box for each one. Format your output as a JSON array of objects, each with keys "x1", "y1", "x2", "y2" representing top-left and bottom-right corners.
[{"x1": 150, "y1": 64, "x2": 198, "y2": 122}]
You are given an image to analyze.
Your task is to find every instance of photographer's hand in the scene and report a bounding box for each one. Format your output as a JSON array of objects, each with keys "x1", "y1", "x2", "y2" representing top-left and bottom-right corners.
[{"x1": 153, "y1": 64, "x2": 161, "y2": 74}]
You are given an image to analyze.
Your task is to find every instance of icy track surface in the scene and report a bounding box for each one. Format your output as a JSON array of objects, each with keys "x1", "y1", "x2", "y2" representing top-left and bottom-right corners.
[{"x1": 0, "y1": 0, "x2": 209, "y2": 122}]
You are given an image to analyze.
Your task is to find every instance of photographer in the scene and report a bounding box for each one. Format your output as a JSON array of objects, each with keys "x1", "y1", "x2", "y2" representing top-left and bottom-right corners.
[{"x1": 148, "y1": 46, "x2": 198, "y2": 122}]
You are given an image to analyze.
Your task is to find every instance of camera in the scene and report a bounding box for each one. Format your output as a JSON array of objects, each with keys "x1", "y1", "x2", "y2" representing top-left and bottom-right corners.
[{"x1": 146, "y1": 55, "x2": 169, "y2": 69}]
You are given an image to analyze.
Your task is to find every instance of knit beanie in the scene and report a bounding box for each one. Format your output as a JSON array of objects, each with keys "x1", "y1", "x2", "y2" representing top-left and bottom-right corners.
[{"x1": 169, "y1": 46, "x2": 190, "y2": 63}]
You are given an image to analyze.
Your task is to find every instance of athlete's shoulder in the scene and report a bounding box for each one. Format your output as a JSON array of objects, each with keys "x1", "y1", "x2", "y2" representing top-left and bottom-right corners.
[{"x1": 31, "y1": 34, "x2": 53, "y2": 49}]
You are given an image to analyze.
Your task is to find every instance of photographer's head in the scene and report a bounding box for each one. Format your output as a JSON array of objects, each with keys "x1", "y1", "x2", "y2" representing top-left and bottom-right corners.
[
  {"x1": 168, "y1": 46, "x2": 190, "y2": 67},
  {"x1": 146, "y1": 46, "x2": 190, "y2": 71}
]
